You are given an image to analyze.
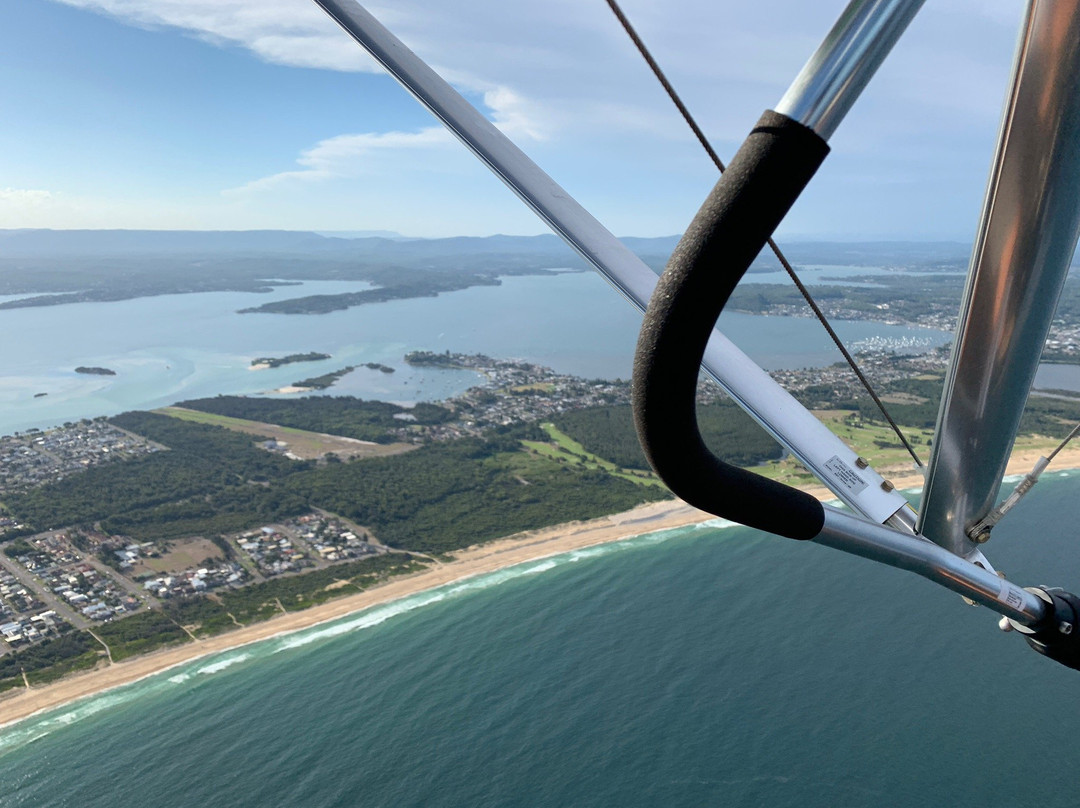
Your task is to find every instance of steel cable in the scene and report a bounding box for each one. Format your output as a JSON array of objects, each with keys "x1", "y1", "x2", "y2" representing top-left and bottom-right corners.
[{"x1": 604, "y1": 0, "x2": 923, "y2": 467}]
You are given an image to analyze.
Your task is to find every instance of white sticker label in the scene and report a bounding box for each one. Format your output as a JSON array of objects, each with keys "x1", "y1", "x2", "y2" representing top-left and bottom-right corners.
[
  {"x1": 824, "y1": 455, "x2": 868, "y2": 495},
  {"x1": 999, "y1": 582, "x2": 1025, "y2": 611}
]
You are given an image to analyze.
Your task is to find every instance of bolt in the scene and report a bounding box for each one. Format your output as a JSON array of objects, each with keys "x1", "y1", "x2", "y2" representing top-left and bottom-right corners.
[
  {"x1": 972, "y1": 529, "x2": 991, "y2": 544},
  {"x1": 855, "y1": 457, "x2": 869, "y2": 469},
  {"x1": 880, "y1": 479, "x2": 895, "y2": 492},
  {"x1": 1059, "y1": 621, "x2": 1074, "y2": 635},
  {"x1": 998, "y1": 617, "x2": 1014, "y2": 632}
]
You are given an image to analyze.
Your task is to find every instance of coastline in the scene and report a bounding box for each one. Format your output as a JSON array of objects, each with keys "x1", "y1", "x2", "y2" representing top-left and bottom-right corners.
[
  {"x1": 4, "y1": 445, "x2": 1080, "y2": 730},
  {"x1": 0, "y1": 499, "x2": 716, "y2": 729}
]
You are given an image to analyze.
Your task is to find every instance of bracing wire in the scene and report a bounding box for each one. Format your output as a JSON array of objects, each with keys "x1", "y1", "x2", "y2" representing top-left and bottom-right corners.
[
  {"x1": 967, "y1": 418, "x2": 1080, "y2": 541},
  {"x1": 1048, "y1": 421, "x2": 1080, "y2": 462},
  {"x1": 603, "y1": 0, "x2": 924, "y2": 468}
]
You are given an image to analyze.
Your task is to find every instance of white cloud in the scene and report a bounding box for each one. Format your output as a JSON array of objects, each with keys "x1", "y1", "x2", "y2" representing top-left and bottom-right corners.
[
  {"x1": 482, "y1": 87, "x2": 547, "y2": 141},
  {"x1": 53, "y1": 0, "x2": 376, "y2": 71},
  {"x1": 226, "y1": 126, "x2": 456, "y2": 194},
  {"x1": 52, "y1": 0, "x2": 556, "y2": 139},
  {"x1": 49, "y1": 0, "x2": 1026, "y2": 149},
  {"x1": 36, "y1": 0, "x2": 1032, "y2": 237},
  {"x1": 0, "y1": 188, "x2": 54, "y2": 207}
]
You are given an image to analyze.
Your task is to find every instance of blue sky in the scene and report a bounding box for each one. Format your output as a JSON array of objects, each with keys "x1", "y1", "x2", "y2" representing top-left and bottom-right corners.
[{"x1": 1, "y1": 0, "x2": 1026, "y2": 238}]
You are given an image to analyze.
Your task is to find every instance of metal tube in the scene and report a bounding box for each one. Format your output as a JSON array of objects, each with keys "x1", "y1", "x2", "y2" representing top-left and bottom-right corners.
[
  {"x1": 313, "y1": 0, "x2": 917, "y2": 528},
  {"x1": 816, "y1": 508, "x2": 1047, "y2": 625},
  {"x1": 917, "y1": 0, "x2": 1080, "y2": 558},
  {"x1": 775, "y1": 0, "x2": 926, "y2": 140}
]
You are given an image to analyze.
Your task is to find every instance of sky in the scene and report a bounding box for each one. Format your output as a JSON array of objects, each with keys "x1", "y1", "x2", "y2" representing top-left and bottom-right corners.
[{"x1": 0, "y1": 0, "x2": 1028, "y2": 239}]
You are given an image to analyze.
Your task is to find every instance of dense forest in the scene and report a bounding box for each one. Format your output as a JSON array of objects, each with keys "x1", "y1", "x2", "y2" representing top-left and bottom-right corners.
[
  {"x1": 282, "y1": 437, "x2": 669, "y2": 554},
  {"x1": 0, "y1": 632, "x2": 100, "y2": 693},
  {"x1": 2, "y1": 409, "x2": 666, "y2": 553},
  {"x1": 794, "y1": 373, "x2": 946, "y2": 429},
  {"x1": 4, "y1": 412, "x2": 306, "y2": 539},
  {"x1": 792, "y1": 368, "x2": 1080, "y2": 441},
  {"x1": 553, "y1": 402, "x2": 783, "y2": 470},
  {"x1": 177, "y1": 395, "x2": 454, "y2": 442},
  {"x1": 726, "y1": 274, "x2": 973, "y2": 328}
]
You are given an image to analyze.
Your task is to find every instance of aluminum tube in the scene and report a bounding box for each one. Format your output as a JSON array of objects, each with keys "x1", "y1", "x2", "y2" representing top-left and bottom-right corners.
[
  {"x1": 313, "y1": 0, "x2": 915, "y2": 527},
  {"x1": 817, "y1": 508, "x2": 1047, "y2": 625},
  {"x1": 917, "y1": 0, "x2": 1080, "y2": 557},
  {"x1": 775, "y1": 0, "x2": 926, "y2": 140}
]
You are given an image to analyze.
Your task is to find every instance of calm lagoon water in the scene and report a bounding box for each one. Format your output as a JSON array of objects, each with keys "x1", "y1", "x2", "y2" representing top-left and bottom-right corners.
[
  {"x1": 0, "y1": 270, "x2": 949, "y2": 434},
  {"x1": 1034, "y1": 362, "x2": 1080, "y2": 392}
]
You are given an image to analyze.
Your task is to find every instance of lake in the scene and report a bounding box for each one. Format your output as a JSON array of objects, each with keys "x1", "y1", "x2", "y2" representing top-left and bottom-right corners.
[{"x1": 0, "y1": 270, "x2": 951, "y2": 435}]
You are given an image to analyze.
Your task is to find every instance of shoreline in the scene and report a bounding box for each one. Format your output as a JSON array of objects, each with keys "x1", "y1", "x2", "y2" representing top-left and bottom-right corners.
[
  {"x1": 0, "y1": 499, "x2": 717, "y2": 729},
  {"x1": 5, "y1": 446, "x2": 1080, "y2": 729}
]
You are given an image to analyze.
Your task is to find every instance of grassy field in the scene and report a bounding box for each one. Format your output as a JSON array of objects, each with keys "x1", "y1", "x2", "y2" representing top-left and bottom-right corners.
[
  {"x1": 157, "y1": 407, "x2": 416, "y2": 461},
  {"x1": 132, "y1": 537, "x2": 223, "y2": 575},
  {"x1": 813, "y1": 410, "x2": 934, "y2": 470},
  {"x1": 522, "y1": 423, "x2": 665, "y2": 487}
]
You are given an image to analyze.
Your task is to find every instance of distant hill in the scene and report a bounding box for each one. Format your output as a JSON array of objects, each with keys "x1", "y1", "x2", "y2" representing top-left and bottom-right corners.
[
  {"x1": 0, "y1": 229, "x2": 334, "y2": 256},
  {"x1": 0, "y1": 228, "x2": 983, "y2": 267},
  {"x1": 747, "y1": 240, "x2": 974, "y2": 271},
  {"x1": 0, "y1": 230, "x2": 1052, "y2": 312}
]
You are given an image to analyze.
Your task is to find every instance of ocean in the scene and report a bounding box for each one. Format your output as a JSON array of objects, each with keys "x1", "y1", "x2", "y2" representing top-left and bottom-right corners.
[
  {"x1": 0, "y1": 263, "x2": 1073, "y2": 805},
  {"x1": 1, "y1": 475, "x2": 1079, "y2": 807}
]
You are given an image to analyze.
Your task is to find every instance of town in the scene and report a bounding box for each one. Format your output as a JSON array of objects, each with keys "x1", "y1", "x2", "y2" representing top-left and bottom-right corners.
[
  {"x1": 0, "y1": 419, "x2": 161, "y2": 495},
  {"x1": 0, "y1": 510, "x2": 387, "y2": 658},
  {"x1": 1, "y1": 338, "x2": 1076, "y2": 679}
]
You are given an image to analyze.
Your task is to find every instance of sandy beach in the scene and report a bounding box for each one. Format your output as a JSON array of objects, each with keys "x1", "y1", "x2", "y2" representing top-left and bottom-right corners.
[{"x1": 4, "y1": 445, "x2": 1080, "y2": 729}]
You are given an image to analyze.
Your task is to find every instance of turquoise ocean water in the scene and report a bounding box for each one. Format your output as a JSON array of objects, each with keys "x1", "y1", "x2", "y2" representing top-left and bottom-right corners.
[
  {"x1": 0, "y1": 265, "x2": 1074, "y2": 805},
  {"x1": 2, "y1": 475, "x2": 1079, "y2": 807}
]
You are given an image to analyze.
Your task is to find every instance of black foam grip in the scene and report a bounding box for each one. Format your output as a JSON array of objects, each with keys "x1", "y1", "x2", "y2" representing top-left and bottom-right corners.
[
  {"x1": 1024, "y1": 589, "x2": 1080, "y2": 671},
  {"x1": 633, "y1": 110, "x2": 829, "y2": 540}
]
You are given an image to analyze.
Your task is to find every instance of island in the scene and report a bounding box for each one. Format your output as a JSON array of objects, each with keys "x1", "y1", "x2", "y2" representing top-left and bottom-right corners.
[
  {"x1": 33, "y1": 392, "x2": 47, "y2": 398},
  {"x1": 363, "y1": 362, "x2": 395, "y2": 374},
  {"x1": 405, "y1": 349, "x2": 488, "y2": 368},
  {"x1": 291, "y1": 366, "x2": 356, "y2": 391},
  {"x1": 74, "y1": 366, "x2": 116, "y2": 376},
  {"x1": 250, "y1": 352, "x2": 331, "y2": 370}
]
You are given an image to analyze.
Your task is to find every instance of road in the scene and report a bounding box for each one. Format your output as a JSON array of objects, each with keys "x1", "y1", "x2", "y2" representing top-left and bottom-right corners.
[{"x1": 0, "y1": 553, "x2": 91, "y2": 629}]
